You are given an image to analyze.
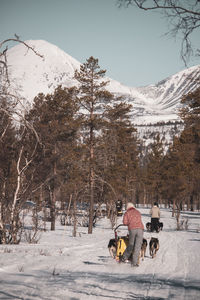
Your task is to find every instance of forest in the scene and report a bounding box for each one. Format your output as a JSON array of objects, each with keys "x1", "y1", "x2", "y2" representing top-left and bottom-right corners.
[{"x1": 0, "y1": 40, "x2": 200, "y2": 244}]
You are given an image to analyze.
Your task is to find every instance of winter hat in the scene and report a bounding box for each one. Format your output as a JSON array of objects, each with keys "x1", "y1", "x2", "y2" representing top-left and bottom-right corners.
[{"x1": 126, "y1": 202, "x2": 134, "y2": 210}]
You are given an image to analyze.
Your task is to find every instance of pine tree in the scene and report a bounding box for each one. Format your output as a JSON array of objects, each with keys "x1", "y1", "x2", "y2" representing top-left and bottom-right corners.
[
  {"x1": 25, "y1": 86, "x2": 81, "y2": 230},
  {"x1": 97, "y1": 102, "x2": 139, "y2": 212},
  {"x1": 74, "y1": 56, "x2": 114, "y2": 233},
  {"x1": 143, "y1": 134, "x2": 165, "y2": 205},
  {"x1": 179, "y1": 87, "x2": 200, "y2": 209}
]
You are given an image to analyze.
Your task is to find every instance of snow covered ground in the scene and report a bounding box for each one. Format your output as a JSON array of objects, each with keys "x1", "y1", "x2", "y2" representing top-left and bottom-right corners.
[{"x1": 0, "y1": 207, "x2": 200, "y2": 300}]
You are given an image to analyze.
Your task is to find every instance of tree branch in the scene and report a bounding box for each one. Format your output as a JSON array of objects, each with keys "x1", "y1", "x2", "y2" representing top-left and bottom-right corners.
[{"x1": 117, "y1": 0, "x2": 200, "y2": 64}]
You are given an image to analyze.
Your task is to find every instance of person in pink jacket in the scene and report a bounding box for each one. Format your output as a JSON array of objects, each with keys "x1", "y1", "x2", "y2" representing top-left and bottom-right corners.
[{"x1": 121, "y1": 202, "x2": 144, "y2": 267}]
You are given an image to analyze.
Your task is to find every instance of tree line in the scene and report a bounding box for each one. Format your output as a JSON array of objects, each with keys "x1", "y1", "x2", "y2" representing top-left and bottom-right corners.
[{"x1": 0, "y1": 39, "x2": 200, "y2": 243}]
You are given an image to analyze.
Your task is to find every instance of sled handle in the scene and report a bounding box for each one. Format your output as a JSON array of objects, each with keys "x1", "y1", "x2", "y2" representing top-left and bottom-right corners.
[{"x1": 114, "y1": 224, "x2": 127, "y2": 232}]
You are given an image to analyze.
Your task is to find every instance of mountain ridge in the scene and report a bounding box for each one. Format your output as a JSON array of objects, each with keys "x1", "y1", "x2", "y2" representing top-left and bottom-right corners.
[{"x1": 6, "y1": 39, "x2": 200, "y2": 127}]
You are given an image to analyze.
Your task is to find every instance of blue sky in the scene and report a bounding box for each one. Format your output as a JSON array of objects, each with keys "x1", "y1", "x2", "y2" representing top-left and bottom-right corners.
[{"x1": 0, "y1": 0, "x2": 199, "y2": 87}]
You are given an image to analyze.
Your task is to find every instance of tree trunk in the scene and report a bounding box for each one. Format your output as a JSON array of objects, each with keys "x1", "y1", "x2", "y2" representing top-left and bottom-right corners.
[
  {"x1": 50, "y1": 187, "x2": 56, "y2": 231},
  {"x1": 176, "y1": 208, "x2": 181, "y2": 230},
  {"x1": 190, "y1": 194, "x2": 194, "y2": 211},
  {"x1": 73, "y1": 194, "x2": 77, "y2": 237},
  {"x1": 88, "y1": 109, "x2": 94, "y2": 234},
  {"x1": 65, "y1": 194, "x2": 72, "y2": 225},
  {"x1": 143, "y1": 186, "x2": 146, "y2": 206},
  {"x1": 172, "y1": 199, "x2": 176, "y2": 217},
  {"x1": 0, "y1": 181, "x2": 5, "y2": 243},
  {"x1": 50, "y1": 145, "x2": 57, "y2": 231},
  {"x1": 88, "y1": 166, "x2": 94, "y2": 234},
  {"x1": 10, "y1": 147, "x2": 24, "y2": 243},
  {"x1": 40, "y1": 186, "x2": 47, "y2": 231}
]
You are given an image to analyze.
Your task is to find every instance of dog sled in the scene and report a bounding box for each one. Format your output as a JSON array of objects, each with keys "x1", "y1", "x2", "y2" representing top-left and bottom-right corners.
[
  {"x1": 107, "y1": 224, "x2": 128, "y2": 261},
  {"x1": 108, "y1": 224, "x2": 147, "y2": 264},
  {"x1": 146, "y1": 221, "x2": 163, "y2": 232}
]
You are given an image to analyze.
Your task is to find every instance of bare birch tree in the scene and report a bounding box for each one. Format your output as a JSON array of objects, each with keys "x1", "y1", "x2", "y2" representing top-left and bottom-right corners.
[
  {"x1": 117, "y1": 0, "x2": 200, "y2": 64},
  {"x1": 0, "y1": 36, "x2": 42, "y2": 243}
]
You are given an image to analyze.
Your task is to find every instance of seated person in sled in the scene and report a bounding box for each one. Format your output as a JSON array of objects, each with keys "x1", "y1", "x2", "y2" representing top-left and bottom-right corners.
[
  {"x1": 116, "y1": 199, "x2": 123, "y2": 216},
  {"x1": 150, "y1": 202, "x2": 161, "y2": 233}
]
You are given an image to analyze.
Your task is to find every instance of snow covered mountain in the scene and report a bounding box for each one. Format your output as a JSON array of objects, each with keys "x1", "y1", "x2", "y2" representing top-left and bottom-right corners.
[
  {"x1": 6, "y1": 40, "x2": 80, "y2": 106},
  {"x1": 6, "y1": 40, "x2": 200, "y2": 144}
]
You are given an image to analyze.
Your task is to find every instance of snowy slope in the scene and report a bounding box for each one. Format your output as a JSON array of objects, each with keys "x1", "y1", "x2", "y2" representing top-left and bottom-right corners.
[
  {"x1": 137, "y1": 65, "x2": 200, "y2": 112},
  {"x1": 0, "y1": 207, "x2": 200, "y2": 299},
  {"x1": 7, "y1": 40, "x2": 80, "y2": 108},
  {"x1": 112, "y1": 65, "x2": 200, "y2": 125}
]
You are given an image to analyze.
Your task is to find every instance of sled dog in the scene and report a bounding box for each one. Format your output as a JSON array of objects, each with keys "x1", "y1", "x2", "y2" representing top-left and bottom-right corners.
[
  {"x1": 146, "y1": 222, "x2": 151, "y2": 232},
  {"x1": 138, "y1": 238, "x2": 148, "y2": 264},
  {"x1": 158, "y1": 222, "x2": 163, "y2": 231},
  {"x1": 149, "y1": 237, "x2": 159, "y2": 258},
  {"x1": 108, "y1": 238, "x2": 117, "y2": 258},
  {"x1": 108, "y1": 237, "x2": 148, "y2": 264}
]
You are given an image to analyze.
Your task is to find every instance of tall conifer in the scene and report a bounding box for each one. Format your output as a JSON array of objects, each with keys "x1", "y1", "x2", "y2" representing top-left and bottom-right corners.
[{"x1": 74, "y1": 56, "x2": 114, "y2": 233}]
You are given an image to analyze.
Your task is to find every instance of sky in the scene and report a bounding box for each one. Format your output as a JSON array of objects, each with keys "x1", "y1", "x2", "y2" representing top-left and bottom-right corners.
[
  {"x1": 0, "y1": 207, "x2": 200, "y2": 299},
  {"x1": 0, "y1": 0, "x2": 199, "y2": 87}
]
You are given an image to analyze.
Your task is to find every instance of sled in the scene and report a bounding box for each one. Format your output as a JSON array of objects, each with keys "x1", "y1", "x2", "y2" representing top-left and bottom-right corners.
[
  {"x1": 116, "y1": 210, "x2": 123, "y2": 217},
  {"x1": 115, "y1": 224, "x2": 129, "y2": 261},
  {"x1": 108, "y1": 224, "x2": 129, "y2": 262},
  {"x1": 108, "y1": 224, "x2": 148, "y2": 264},
  {"x1": 146, "y1": 221, "x2": 163, "y2": 232}
]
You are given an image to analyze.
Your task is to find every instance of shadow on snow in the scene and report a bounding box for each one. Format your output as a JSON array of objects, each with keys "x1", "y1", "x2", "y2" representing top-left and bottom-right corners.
[{"x1": 1, "y1": 269, "x2": 200, "y2": 300}]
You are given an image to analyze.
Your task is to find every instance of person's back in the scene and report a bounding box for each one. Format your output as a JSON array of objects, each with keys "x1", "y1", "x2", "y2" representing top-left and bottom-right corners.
[
  {"x1": 123, "y1": 207, "x2": 144, "y2": 230},
  {"x1": 150, "y1": 205, "x2": 160, "y2": 219},
  {"x1": 150, "y1": 202, "x2": 160, "y2": 232},
  {"x1": 121, "y1": 203, "x2": 144, "y2": 267}
]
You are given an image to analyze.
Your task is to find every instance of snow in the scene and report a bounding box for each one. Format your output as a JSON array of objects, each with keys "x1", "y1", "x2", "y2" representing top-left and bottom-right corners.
[
  {"x1": 4, "y1": 39, "x2": 200, "y2": 145},
  {"x1": 0, "y1": 207, "x2": 200, "y2": 299},
  {"x1": 7, "y1": 40, "x2": 80, "y2": 103},
  {"x1": 133, "y1": 114, "x2": 180, "y2": 126},
  {"x1": 6, "y1": 40, "x2": 200, "y2": 126}
]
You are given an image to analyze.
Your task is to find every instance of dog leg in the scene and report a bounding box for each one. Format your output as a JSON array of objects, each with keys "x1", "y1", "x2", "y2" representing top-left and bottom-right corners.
[
  {"x1": 140, "y1": 249, "x2": 144, "y2": 261},
  {"x1": 109, "y1": 246, "x2": 116, "y2": 258},
  {"x1": 144, "y1": 247, "x2": 146, "y2": 259},
  {"x1": 155, "y1": 245, "x2": 159, "y2": 257}
]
